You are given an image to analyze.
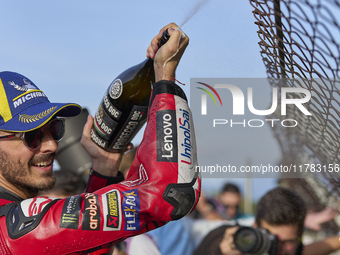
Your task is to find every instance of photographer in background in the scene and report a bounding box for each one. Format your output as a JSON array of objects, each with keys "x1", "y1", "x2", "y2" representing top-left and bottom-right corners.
[
  {"x1": 218, "y1": 183, "x2": 243, "y2": 220},
  {"x1": 216, "y1": 187, "x2": 340, "y2": 255}
]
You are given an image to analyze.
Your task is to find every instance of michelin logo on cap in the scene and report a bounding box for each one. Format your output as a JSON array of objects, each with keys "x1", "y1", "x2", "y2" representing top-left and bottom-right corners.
[
  {"x1": 8, "y1": 78, "x2": 37, "y2": 92},
  {"x1": 0, "y1": 71, "x2": 81, "y2": 132},
  {"x1": 8, "y1": 79, "x2": 47, "y2": 109}
]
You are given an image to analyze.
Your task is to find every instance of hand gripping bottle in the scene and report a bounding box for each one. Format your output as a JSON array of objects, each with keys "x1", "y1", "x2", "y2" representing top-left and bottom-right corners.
[{"x1": 91, "y1": 30, "x2": 170, "y2": 152}]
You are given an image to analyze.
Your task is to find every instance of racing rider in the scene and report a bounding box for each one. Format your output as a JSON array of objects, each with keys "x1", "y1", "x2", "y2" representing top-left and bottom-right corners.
[{"x1": 0, "y1": 23, "x2": 201, "y2": 254}]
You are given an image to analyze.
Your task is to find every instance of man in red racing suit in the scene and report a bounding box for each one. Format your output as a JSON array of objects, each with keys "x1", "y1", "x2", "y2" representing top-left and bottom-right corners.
[{"x1": 0, "y1": 23, "x2": 201, "y2": 254}]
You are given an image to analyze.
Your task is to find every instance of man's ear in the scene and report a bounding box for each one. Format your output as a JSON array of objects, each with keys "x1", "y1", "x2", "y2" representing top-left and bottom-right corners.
[{"x1": 253, "y1": 222, "x2": 257, "y2": 228}]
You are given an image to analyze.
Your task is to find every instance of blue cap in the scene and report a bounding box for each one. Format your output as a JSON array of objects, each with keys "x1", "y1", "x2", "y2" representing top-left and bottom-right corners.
[{"x1": 0, "y1": 71, "x2": 82, "y2": 132}]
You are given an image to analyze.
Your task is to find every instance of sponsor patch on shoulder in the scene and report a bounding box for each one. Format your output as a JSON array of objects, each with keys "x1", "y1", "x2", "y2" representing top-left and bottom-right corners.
[
  {"x1": 82, "y1": 193, "x2": 101, "y2": 231},
  {"x1": 101, "y1": 190, "x2": 122, "y2": 231},
  {"x1": 122, "y1": 189, "x2": 140, "y2": 231},
  {"x1": 60, "y1": 195, "x2": 82, "y2": 229}
]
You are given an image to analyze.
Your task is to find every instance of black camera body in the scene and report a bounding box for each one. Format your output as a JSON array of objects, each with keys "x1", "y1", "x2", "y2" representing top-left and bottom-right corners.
[{"x1": 234, "y1": 226, "x2": 279, "y2": 255}]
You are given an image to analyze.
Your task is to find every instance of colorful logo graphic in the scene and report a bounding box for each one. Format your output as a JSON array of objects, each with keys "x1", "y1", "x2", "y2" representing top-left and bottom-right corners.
[
  {"x1": 82, "y1": 193, "x2": 101, "y2": 231},
  {"x1": 60, "y1": 196, "x2": 81, "y2": 230},
  {"x1": 122, "y1": 189, "x2": 140, "y2": 231},
  {"x1": 196, "y1": 82, "x2": 222, "y2": 115},
  {"x1": 101, "y1": 189, "x2": 122, "y2": 231}
]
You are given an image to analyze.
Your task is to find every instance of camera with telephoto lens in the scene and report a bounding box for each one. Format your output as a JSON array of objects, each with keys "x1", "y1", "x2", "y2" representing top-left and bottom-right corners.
[{"x1": 233, "y1": 226, "x2": 279, "y2": 255}]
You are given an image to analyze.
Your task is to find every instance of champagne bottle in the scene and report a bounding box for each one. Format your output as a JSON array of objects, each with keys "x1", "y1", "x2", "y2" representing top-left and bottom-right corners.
[{"x1": 91, "y1": 29, "x2": 170, "y2": 152}]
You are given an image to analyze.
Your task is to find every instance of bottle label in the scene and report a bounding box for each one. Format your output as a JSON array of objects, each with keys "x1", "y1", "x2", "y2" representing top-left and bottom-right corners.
[
  {"x1": 103, "y1": 93, "x2": 122, "y2": 120},
  {"x1": 93, "y1": 104, "x2": 118, "y2": 140},
  {"x1": 91, "y1": 128, "x2": 108, "y2": 149},
  {"x1": 109, "y1": 79, "x2": 123, "y2": 99},
  {"x1": 111, "y1": 105, "x2": 148, "y2": 150}
]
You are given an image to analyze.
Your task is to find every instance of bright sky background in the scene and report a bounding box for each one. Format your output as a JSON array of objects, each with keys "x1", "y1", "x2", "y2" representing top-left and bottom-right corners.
[{"x1": 0, "y1": 0, "x2": 280, "y2": 202}]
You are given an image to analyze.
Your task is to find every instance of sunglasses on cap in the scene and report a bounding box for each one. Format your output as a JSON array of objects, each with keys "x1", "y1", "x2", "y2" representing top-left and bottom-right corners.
[{"x1": 0, "y1": 118, "x2": 65, "y2": 149}]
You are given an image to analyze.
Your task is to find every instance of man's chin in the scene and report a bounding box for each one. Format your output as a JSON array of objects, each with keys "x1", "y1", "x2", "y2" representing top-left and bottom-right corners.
[
  {"x1": 24, "y1": 175, "x2": 56, "y2": 194},
  {"x1": 38, "y1": 176, "x2": 56, "y2": 191}
]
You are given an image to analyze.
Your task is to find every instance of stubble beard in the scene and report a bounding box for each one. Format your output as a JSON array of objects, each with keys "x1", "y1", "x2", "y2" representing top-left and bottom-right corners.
[{"x1": 0, "y1": 149, "x2": 56, "y2": 194}]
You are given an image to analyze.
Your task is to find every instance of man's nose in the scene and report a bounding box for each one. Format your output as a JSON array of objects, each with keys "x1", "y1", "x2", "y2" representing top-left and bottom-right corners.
[{"x1": 39, "y1": 130, "x2": 58, "y2": 153}]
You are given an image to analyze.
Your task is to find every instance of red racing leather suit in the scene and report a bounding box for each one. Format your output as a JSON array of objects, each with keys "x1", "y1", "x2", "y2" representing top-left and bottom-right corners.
[{"x1": 0, "y1": 80, "x2": 201, "y2": 254}]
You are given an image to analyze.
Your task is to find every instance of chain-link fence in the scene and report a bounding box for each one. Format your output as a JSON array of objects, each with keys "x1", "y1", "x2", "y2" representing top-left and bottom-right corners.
[{"x1": 250, "y1": 0, "x2": 340, "y2": 235}]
